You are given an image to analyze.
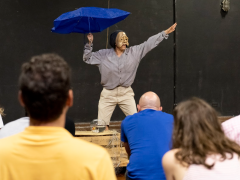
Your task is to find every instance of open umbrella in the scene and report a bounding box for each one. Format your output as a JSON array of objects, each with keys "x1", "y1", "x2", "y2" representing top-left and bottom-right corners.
[{"x1": 51, "y1": 7, "x2": 130, "y2": 34}]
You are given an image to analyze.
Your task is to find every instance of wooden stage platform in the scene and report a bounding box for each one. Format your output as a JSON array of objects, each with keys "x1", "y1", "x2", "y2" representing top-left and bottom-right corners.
[
  {"x1": 75, "y1": 130, "x2": 129, "y2": 168},
  {"x1": 74, "y1": 116, "x2": 233, "y2": 180},
  {"x1": 75, "y1": 116, "x2": 232, "y2": 132}
]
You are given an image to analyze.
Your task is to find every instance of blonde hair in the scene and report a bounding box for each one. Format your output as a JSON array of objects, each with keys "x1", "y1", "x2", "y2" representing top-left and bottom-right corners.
[{"x1": 0, "y1": 108, "x2": 5, "y2": 116}]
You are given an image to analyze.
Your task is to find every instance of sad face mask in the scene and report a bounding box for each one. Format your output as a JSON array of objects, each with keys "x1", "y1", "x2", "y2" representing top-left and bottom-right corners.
[{"x1": 115, "y1": 32, "x2": 129, "y2": 48}]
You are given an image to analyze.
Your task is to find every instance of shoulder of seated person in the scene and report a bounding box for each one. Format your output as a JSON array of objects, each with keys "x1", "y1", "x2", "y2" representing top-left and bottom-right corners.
[
  {"x1": 74, "y1": 138, "x2": 106, "y2": 149},
  {"x1": 69, "y1": 138, "x2": 109, "y2": 157},
  {"x1": 161, "y1": 111, "x2": 173, "y2": 116},
  {"x1": 163, "y1": 149, "x2": 178, "y2": 159},
  {"x1": 163, "y1": 149, "x2": 189, "y2": 169},
  {"x1": 162, "y1": 149, "x2": 180, "y2": 167},
  {"x1": 0, "y1": 134, "x2": 21, "y2": 150},
  {"x1": 123, "y1": 113, "x2": 136, "y2": 121}
]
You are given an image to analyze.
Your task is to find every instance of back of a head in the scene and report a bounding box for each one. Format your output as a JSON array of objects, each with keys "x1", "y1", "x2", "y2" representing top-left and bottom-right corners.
[
  {"x1": 138, "y1": 91, "x2": 161, "y2": 111},
  {"x1": 172, "y1": 97, "x2": 240, "y2": 169},
  {"x1": 19, "y1": 53, "x2": 71, "y2": 122}
]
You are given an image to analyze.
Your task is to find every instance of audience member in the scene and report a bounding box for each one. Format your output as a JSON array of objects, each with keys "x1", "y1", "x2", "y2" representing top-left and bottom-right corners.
[
  {"x1": 222, "y1": 115, "x2": 240, "y2": 146},
  {"x1": 0, "y1": 117, "x2": 75, "y2": 138},
  {"x1": 121, "y1": 92, "x2": 173, "y2": 180},
  {"x1": 162, "y1": 97, "x2": 240, "y2": 180},
  {"x1": 0, "y1": 108, "x2": 4, "y2": 129},
  {"x1": 0, "y1": 53, "x2": 116, "y2": 180},
  {"x1": 0, "y1": 116, "x2": 29, "y2": 138}
]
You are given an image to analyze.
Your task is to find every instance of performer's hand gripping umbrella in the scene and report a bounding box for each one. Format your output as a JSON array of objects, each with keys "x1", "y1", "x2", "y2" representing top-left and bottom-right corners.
[{"x1": 51, "y1": 7, "x2": 130, "y2": 34}]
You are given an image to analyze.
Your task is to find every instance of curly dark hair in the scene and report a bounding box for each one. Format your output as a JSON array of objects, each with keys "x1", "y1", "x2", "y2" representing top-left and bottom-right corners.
[
  {"x1": 19, "y1": 53, "x2": 71, "y2": 122},
  {"x1": 172, "y1": 97, "x2": 240, "y2": 169}
]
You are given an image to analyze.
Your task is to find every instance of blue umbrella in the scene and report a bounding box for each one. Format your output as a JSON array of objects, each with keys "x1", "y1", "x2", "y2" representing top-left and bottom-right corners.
[{"x1": 51, "y1": 7, "x2": 130, "y2": 34}]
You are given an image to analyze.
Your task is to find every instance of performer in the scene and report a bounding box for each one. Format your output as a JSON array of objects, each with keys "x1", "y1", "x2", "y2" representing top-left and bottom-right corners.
[{"x1": 83, "y1": 23, "x2": 177, "y2": 129}]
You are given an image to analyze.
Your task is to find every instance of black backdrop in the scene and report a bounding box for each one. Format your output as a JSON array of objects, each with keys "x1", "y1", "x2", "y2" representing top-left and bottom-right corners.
[
  {"x1": 2, "y1": 0, "x2": 239, "y2": 124},
  {"x1": 0, "y1": 0, "x2": 174, "y2": 124},
  {"x1": 176, "y1": 0, "x2": 240, "y2": 115}
]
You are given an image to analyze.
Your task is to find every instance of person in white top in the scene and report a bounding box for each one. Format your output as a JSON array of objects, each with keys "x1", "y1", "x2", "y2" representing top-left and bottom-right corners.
[
  {"x1": 0, "y1": 117, "x2": 75, "y2": 139},
  {"x1": 0, "y1": 117, "x2": 29, "y2": 139},
  {"x1": 0, "y1": 108, "x2": 4, "y2": 129},
  {"x1": 0, "y1": 115, "x2": 3, "y2": 129},
  {"x1": 222, "y1": 115, "x2": 240, "y2": 146},
  {"x1": 162, "y1": 97, "x2": 240, "y2": 180}
]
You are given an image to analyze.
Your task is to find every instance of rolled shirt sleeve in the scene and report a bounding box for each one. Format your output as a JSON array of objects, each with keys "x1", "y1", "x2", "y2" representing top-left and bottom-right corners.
[{"x1": 83, "y1": 43, "x2": 107, "y2": 66}]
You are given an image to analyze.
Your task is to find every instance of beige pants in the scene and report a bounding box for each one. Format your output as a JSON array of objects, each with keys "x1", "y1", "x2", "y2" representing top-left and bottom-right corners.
[{"x1": 98, "y1": 86, "x2": 137, "y2": 125}]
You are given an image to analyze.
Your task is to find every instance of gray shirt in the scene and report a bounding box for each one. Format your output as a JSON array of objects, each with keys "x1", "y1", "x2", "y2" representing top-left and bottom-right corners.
[{"x1": 83, "y1": 31, "x2": 168, "y2": 90}]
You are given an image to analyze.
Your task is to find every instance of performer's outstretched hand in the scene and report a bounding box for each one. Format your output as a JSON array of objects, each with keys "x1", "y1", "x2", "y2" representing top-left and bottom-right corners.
[
  {"x1": 164, "y1": 23, "x2": 177, "y2": 34},
  {"x1": 87, "y1": 33, "x2": 93, "y2": 44}
]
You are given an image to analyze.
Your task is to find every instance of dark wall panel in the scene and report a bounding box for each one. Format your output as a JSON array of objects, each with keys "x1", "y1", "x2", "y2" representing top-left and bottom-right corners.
[
  {"x1": 0, "y1": 0, "x2": 174, "y2": 124},
  {"x1": 176, "y1": 0, "x2": 240, "y2": 115}
]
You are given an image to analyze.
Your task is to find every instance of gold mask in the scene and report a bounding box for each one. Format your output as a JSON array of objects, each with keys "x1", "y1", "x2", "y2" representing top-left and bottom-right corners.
[{"x1": 116, "y1": 32, "x2": 129, "y2": 48}]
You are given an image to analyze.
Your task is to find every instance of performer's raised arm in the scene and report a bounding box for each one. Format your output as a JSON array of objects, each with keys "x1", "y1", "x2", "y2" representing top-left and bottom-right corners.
[
  {"x1": 81, "y1": 23, "x2": 177, "y2": 130},
  {"x1": 132, "y1": 23, "x2": 177, "y2": 61},
  {"x1": 83, "y1": 33, "x2": 106, "y2": 65}
]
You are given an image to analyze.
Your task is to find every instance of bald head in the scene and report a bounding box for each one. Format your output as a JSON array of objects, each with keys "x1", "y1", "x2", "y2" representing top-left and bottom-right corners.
[{"x1": 137, "y1": 92, "x2": 162, "y2": 112}]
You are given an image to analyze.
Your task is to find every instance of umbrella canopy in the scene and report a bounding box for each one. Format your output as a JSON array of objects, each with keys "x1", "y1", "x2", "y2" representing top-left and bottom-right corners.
[{"x1": 51, "y1": 7, "x2": 130, "y2": 34}]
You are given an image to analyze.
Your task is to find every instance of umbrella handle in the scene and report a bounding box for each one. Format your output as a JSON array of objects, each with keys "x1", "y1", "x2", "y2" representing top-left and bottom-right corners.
[{"x1": 88, "y1": 17, "x2": 91, "y2": 33}]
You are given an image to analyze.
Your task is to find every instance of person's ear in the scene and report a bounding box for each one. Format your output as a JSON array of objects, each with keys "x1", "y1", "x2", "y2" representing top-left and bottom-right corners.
[
  {"x1": 18, "y1": 91, "x2": 25, "y2": 107},
  {"x1": 137, "y1": 104, "x2": 141, "y2": 112},
  {"x1": 66, "y1": 89, "x2": 74, "y2": 107},
  {"x1": 159, "y1": 106, "x2": 163, "y2": 111}
]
